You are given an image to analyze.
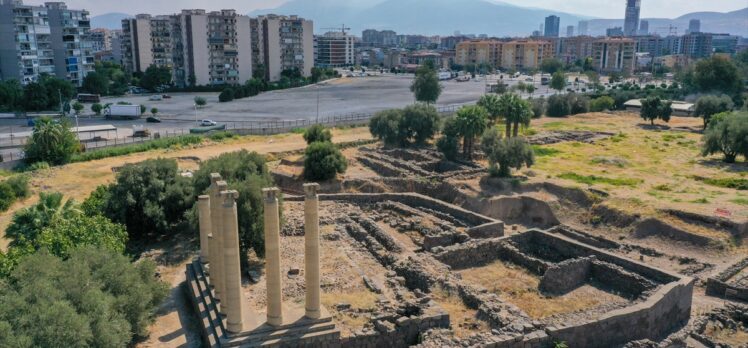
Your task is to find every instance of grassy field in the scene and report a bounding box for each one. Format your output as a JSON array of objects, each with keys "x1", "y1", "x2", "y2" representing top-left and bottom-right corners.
[{"x1": 527, "y1": 112, "x2": 748, "y2": 221}]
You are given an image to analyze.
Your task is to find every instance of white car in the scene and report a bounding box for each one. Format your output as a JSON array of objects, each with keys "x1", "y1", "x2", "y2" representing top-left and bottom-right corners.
[
  {"x1": 200, "y1": 119, "x2": 217, "y2": 127},
  {"x1": 149, "y1": 95, "x2": 162, "y2": 101}
]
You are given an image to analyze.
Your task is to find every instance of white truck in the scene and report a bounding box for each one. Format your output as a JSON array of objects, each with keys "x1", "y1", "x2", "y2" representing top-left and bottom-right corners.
[
  {"x1": 438, "y1": 71, "x2": 452, "y2": 80},
  {"x1": 105, "y1": 105, "x2": 141, "y2": 120}
]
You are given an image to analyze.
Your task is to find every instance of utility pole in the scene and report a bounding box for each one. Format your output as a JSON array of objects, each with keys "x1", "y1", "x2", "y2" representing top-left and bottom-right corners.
[{"x1": 316, "y1": 86, "x2": 320, "y2": 124}]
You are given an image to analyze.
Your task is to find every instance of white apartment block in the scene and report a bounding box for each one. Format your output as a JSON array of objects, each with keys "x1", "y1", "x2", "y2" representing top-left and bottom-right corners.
[{"x1": 253, "y1": 14, "x2": 314, "y2": 82}]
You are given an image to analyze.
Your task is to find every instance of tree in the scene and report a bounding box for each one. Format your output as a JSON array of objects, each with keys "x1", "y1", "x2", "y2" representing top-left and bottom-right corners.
[
  {"x1": 702, "y1": 112, "x2": 748, "y2": 163},
  {"x1": 692, "y1": 56, "x2": 742, "y2": 96},
  {"x1": 541, "y1": 58, "x2": 564, "y2": 74},
  {"x1": 219, "y1": 88, "x2": 235, "y2": 102},
  {"x1": 369, "y1": 109, "x2": 403, "y2": 146},
  {"x1": 139, "y1": 65, "x2": 172, "y2": 91},
  {"x1": 303, "y1": 124, "x2": 332, "y2": 144},
  {"x1": 0, "y1": 247, "x2": 168, "y2": 346},
  {"x1": 481, "y1": 127, "x2": 535, "y2": 177},
  {"x1": 194, "y1": 96, "x2": 207, "y2": 107},
  {"x1": 436, "y1": 117, "x2": 460, "y2": 161},
  {"x1": 640, "y1": 96, "x2": 673, "y2": 125},
  {"x1": 0, "y1": 183, "x2": 15, "y2": 212},
  {"x1": 550, "y1": 71, "x2": 566, "y2": 93},
  {"x1": 478, "y1": 94, "x2": 502, "y2": 123},
  {"x1": 525, "y1": 84, "x2": 536, "y2": 96},
  {"x1": 546, "y1": 94, "x2": 571, "y2": 117},
  {"x1": 568, "y1": 94, "x2": 590, "y2": 115},
  {"x1": 23, "y1": 117, "x2": 79, "y2": 165},
  {"x1": 590, "y1": 96, "x2": 615, "y2": 112},
  {"x1": 40, "y1": 76, "x2": 75, "y2": 111},
  {"x1": 497, "y1": 93, "x2": 533, "y2": 137},
  {"x1": 694, "y1": 94, "x2": 734, "y2": 128},
  {"x1": 454, "y1": 105, "x2": 488, "y2": 159},
  {"x1": 139, "y1": 104, "x2": 146, "y2": 114},
  {"x1": 304, "y1": 141, "x2": 347, "y2": 181},
  {"x1": 22, "y1": 82, "x2": 50, "y2": 111},
  {"x1": 530, "y1": 97, "x2": 545, "y2": 118},
  {"x1": 193, "y1": 151, "x2": 273, "y2": 261},
  {"x1": 0, "y1": 80, "x2": 23, "y2": 112},
  {"x1": 150, "y1": 107, "x2": 158, "y2": 116},
  {"x1": 5, "y1": 192, "x2": 79, "y2": 249},
  {"x1": 81, "y1": 71, "x2": 109, "y2": 95},
  {"x1": 91, "y1": 103, "x2": 102, "y2": 115},
  {"x1": 101, "y1": 159, "x2": 194, "y2": 240},
  {"x1": 608, "y1": 72, "x2": 623, "y2": 83},
  {"x1": 35, "y1": 214, "x2": 127, "y2": 259},
  {"x1": 410, "y1": 65, "x2": 443, "y2": 104},
  {"x1": 398, "y1": 104, "x2": 441, "y2": 145},
  {"x1": 72, "y1": 102, "x2": 84, "y2": 116}
]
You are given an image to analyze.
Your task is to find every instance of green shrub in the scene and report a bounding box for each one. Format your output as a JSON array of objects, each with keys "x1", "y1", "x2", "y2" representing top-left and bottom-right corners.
[
  {"x1": 303, "y1": 124, "x2": 332, "y2": 144},
  {"x1": 70, "y1": 135, "x2": 203, "y2": 162},
  {"x1": 5, "y1": 175, "x2": 29, "y2": 199},
  {"x1": 398, "y1": 104, "x2": 441, "y2": 145},
  {"x1": 701, "y1": 112, "x2": 748, "y2": 163},
  {"x1": 436, "y1": 117, "x2": 460, "y2": 161},
  {"x1": 193, "y1": 150, "x2": 274, "y2": 262},
  {"x1": 530, "y1": 97, "x2": 545, "y2": 118},
  {"x1": 590, "y1": 96, "x2": 615, "y2": 112},
  {"x1": 91, "y1": 103, "x2": 102, "y2": 115},
  {"x1": 369, "y1": 109, "x2": 403, "y2": 146},
  {"x1": 219, "y1": 88, "x2": 235, "y2": 102},
  {"x1": 0, "y1": 182, "x2": 16, "y2": 211},
  {"x1": 568, "y1": 94, "x2": 589, "y2": 115},
  {"x1": 194, "y1": 96, "x2": 207, "y2": 107},
  {"x1": 531, "y1": 145, "x2": 561, "y2": 157},
  {"x1": 693, "y1": 176, "x2": 748, "y2": 190},
  {"x1": 304, "y1": 142, "x2": 347, "y2": 181},
  {"x1": 546, "y1": 94, "x2": 570, "y2": 117},
  {"x1": 558, "y1": 172, "x2": 641, "y2": 186},
  {"x1": 24, "y1": 117, "x2": 79, "y2": 165},
  {"x1": 207, "y1": 131, "x2": 237, "y2": 141},
  {"x1": 0, "y1": 247, "x2": 168, "y2": 346},
  {"x1": 481, "y1": 127, "x2": 534, "y2": 177}
]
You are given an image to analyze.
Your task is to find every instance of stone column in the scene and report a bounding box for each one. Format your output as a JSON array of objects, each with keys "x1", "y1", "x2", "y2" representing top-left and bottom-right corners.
[
  {"x1": 304, "y1": 183, "x2": 321, "y2": 319},
  {"x1": 209, "y1": 174, "x2": 227, "y2": 303},
  {"x1": 221, "y1": 190, "x2": 246, "y2": 333},
  {"x1": 263, "y1": 187, "x2": 283, "y2": 326},
  {"x1": 197, "y1": 195, "x2": 211, "y2": 264}
]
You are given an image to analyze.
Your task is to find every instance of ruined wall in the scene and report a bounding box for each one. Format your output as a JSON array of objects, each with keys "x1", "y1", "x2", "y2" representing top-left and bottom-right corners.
[
  {"x1": 634, "y1": 218, "x2": 717, "y2": 246},
  {"x1": 705, "y1": 257, "x2": 748, "y2": 301},
  {"x1": 539, "y1": 257, "x2": 593, "y2": 295}
]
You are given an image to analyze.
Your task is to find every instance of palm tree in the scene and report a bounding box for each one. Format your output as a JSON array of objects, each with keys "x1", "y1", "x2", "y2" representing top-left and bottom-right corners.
[
  {"x1": 497, "y1": 93, "x2": 534, "y2": 138},
  {"x1": 477, "y1": 94, "x2": 502, "y2": 124},
  {"x1": 454, "y1": 105, "x2": 489, "y2": 159},
  {"x1": 6, "y1": 192, "x2": 80, "y2": 248}
]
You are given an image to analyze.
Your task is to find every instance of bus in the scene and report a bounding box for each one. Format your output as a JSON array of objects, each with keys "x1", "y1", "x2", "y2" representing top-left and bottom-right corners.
[{"x1": 76, "y1": 93, "x2": 101, "y2": 103}]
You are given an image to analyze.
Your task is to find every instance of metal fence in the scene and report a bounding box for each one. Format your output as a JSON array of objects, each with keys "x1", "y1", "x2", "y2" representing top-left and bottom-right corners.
[{"x1": 0, "y1": 103, "x2": 466, "y2": 163}]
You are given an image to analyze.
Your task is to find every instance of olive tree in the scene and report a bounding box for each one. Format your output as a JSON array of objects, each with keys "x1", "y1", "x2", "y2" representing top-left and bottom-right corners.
[
  {"x1": 640, "y1": 96, "x2": 672, "y2": 126},
  {"x1": 481, "y1": 127, "x2": 535, "y2": 177},
  {"x1": 702, "y1": 112, "x2": 748, "y2": 163},
  {"x1": 694, "y1": 94, "x2": 734, "y2": 128}
]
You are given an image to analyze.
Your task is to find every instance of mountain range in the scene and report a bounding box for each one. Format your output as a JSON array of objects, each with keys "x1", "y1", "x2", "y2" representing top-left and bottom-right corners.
[{"x1": 91, "y1": 0, "x2": 748, "y2": 37}]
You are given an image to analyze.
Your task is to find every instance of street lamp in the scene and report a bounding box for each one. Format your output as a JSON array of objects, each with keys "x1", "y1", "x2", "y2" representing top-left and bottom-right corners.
[{"x1": 194, "y1": 103, "x2": 198, "y2": 125}]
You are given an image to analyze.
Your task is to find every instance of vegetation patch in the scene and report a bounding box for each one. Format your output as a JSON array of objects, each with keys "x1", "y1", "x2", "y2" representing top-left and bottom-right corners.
[
  {"x1": 730, "y1": 198, "x2": 748, "y2": 206},
  {"x1": 70, "y1": 135, "x2": 205, "y2": 163},
  {"x1": 693, "y1": 176, "x2": 748, "y2": 190},
  {"x1": 532, "y1": 145, "x2": 562, "y2": 157},
  {"x1": 558, "y1": 172, "x2": 642, "y2": 187},
  {"x1": 590, "y1": 156, "x2": 628, "y2": 168}
]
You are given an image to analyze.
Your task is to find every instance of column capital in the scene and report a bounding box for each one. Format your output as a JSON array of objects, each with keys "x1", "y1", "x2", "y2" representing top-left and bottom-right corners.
[
  {"x1": 220, "y1": 190, "x2": 239, "y2": 206},
  {"x1": 198, "y1": 194, "x2": 210, "y2": 202},
  {"x1": 303, "y1": 183, "x2": 320, "y2": 198},
  {"x1": 209, "y1": 173, "x2": 223, "y2": 185},
  {"x1": 262, "y1": 187, "x2": 280, "y2": 202}
]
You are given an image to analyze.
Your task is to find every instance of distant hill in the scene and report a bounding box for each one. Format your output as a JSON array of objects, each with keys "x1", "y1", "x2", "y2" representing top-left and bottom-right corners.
[
  {"x1": 91, "y1": 13, "x2": 131, "y2": 30},
  {"x1": 251, "y1": 0, "x2": 590, "y2": 37},
  {"x1": 587, "y1": 8, "x2": 748, "y2": 36}
]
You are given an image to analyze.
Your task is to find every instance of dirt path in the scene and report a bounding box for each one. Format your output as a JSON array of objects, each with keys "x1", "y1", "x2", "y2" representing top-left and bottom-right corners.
[{"x1": 0, "y1": 128, "x2": 372, "y2": 251}]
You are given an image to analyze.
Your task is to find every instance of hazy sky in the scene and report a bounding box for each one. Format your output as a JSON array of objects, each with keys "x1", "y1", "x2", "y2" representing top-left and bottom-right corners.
[{"x1": 32, "y1": 0, "x2": 748, "y2": 18}]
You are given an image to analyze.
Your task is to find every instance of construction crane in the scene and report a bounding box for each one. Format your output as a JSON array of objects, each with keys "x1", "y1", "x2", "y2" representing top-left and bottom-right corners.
[
  {"x1": 656, "y1": 25, "x2": 679, "y2": 36},
  {"x1": 322, "y1": 24, "x2": 351, "y2": 34}
]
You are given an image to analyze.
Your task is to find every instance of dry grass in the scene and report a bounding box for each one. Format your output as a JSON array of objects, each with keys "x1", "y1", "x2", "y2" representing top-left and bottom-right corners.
[
  {"x1": 321, "y1": 288, "x2": 377, "y2": 334},
  {"x1": 704, "y1": 323, "x2": 748, "y2": 346},
  {"x1": 430, "y1": 286, "x2": 487, "y2": 338},
  {"x1": 530, "y1": 113, "x2": 748, "y2": 224},
  {"x1": 459, "y1": 260, "x2": 627, "y2": 319}
]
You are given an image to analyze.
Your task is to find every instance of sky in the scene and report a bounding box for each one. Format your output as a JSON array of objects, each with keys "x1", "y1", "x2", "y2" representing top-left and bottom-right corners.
[{"x1": 30, "y1": 0, "x2": 748, "y2": 18}]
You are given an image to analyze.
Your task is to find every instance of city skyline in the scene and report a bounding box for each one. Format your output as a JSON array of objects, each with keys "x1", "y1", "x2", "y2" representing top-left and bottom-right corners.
[{"x1": 23, "y1": 0, "x2": 748, "y2": 19}]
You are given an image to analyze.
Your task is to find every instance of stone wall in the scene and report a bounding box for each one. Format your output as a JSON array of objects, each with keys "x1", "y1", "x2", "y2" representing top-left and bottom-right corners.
[
  {"x1": 705, "y1": 257, "x2": 748, "y2": 301},
  {"x1": 340, "y1": 310, "x2": 449, "y2": 348},
  {"x1": 634, "y1": 218, "x2": 718, "y2": 247},
  {"x1": 539, "y1": 257, "x2": 593, "y2": 295},
  {"x1": 589, "y1": 260, "x2": 657, "y2": 298},
  {"x1": 466, "y1": 222, "x2": 505, "y2": 239}
]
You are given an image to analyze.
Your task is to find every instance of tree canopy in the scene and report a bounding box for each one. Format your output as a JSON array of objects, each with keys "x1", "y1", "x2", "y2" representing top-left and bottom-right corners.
[
  {"x1": 550, "y1": 71, "x2": 566, "y2": 92},
  {"x1": 454, "y1": 105, "x2": 489, "y2": 159},
  {"x1": 304, "y1": 141, "x2": 347, "y2": 181},
  {"x1": 398, "y1": 104, "x2": 441, "y2": 146},
  {"x1": 481, "y1": 127, "x2": 535, "y2": 177},
  {"x1": 303, "y1": 124, "x2": 332, "y2": 145},
  {"x1": 694, "y1": 94, "x2": 734, "y2": 128},
  {"x1": 24, "y1": 117, "x2": 79, "y2": 165},
  {"x1": 702, "y1": 112, "x2": 748, "y2": 163},
  {"x1": 496, "y1": 93, "x2": 533, "y2": 138},
  {"x1": 640, "y1": 96, "x2": 673, "y2": 125},
  {"x1": 410, "y1": 65, "x2": 443, "y2": 104}
]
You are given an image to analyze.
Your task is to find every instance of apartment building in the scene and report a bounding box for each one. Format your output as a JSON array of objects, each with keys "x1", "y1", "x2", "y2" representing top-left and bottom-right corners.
[
  {"x1": 592, "y1": 37, "x2": 635, "y2": 73},
  {"x1": 362, "y1": 29, "x2": 397, "y2": 47},
  {"x1": 252, "y1": 14, "x2": 313, "y2": 82},
  {"x1": 315, "y1": 31, "x2": 354, "y2": 67},
  {"x1": 682, "y1": 32, "x2": 713, "y2": 58},
  {"x1": 455, "y1": 39, "x2": 552, "y2": 71},
  {"x1": 557, "y1": 36, "x2": 595, "y2": 64},
  {"x1": 0, "y1": 0, "x2": 93, "y2": 86}
]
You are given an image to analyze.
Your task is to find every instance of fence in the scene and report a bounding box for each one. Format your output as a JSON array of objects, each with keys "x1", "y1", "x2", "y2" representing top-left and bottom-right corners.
[{"x1": 0, "y1": 103, "x2": 465, "y2": 163}]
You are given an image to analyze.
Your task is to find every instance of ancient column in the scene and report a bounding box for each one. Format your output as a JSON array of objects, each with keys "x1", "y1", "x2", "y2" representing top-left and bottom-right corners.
[
  {"x1": 304, "y1": 183, "x2": 321, "y2": 319},
  {"x1": 221, "y1": 190, "x2": 246, "y2": 333},
  {"x1": 263, "y1": 187, "x2": 283, "y2": 326},
  {"x1": 197, "y1": 195, "x2": 211, "y2": 264},
  {"x1": 209, "y1": 174, "x2": 227, "y2": 303}
]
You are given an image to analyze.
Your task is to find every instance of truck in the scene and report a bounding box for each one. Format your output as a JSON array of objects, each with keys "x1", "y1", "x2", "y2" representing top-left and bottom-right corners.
[
  {"x1": 438, "y1": 71, "x2": 452, "y2": 80},
  {"x1": 105, "y1": 105, "x2": 141, "y2": 120}
]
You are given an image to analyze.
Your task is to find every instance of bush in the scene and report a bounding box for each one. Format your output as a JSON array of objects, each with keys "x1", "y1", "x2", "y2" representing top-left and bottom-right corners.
[
  {"x1": 70, "y1": 135, "x2": 203, "y2": 163},
  {"x1": 24, "y1": 117, "x2": 79, "y2": 165},
  {"x1": 0, "y1": 182, "x2": 15, "y2": 212},
  {"x1": 702, "y1": 112, "x2": 748, "y2": 163},
  {"x1": 194, "y1": 96, "x2": 207, "y2": 107},
  {"x1": 91, "y1": 103, "x2": 102, "y2": 115},
  {"x1": 530, "y1": 97, "x2": 545, "y2": 118},
  {"x1": 193, "y1": 150, "x2": 273, "y2": 261},
  {"x1": 694, "y1": 94, "x2": 734, "y2": 128},
  {"x1": 219, "y1": 88, "x2": 235, "y2": 102},
  {"x1": 481, "y1": 127, "x2": 535, "y2": 177},
  {"x1": 101, "y1": 158, "x2": 194, "y2": 240},
  {"x1": 36, "y1": 214, "x2": 127, "y2": 259},
  {"x1": 150, "y1": 107, "x2": 158, "y2": 116},
  {"x1": 640, "y1": 96, "x2": 672, "y2": 125},
  {"x1": 568, "y1": 94, "x2": 589, "y2": 115},
  {"x1": 436, "y1": 117, "x2": 460, "y2": 161},
  {"x1": 546, "y1": 95, "x2": 570, "y2": 117},
  {"x1": 303, "y1": 124, "x2": 332, "y2": 145},
  {"x1": 369, "y1": 109, "x2": 403, "y2": 146},
  {"x1": 139, "y1": 104, "x2": 146, "y2": 114},
  {"x1": 304, "y1": 142, "x2": 347, "y2": 181},
  {"x1": 590, "y1": 96, "x2": 615, "y2": 112},
  {"x1": 398, "y1": 104, "x2": 441, "y2": 145},
  {"x1": 5, "y1": 175, "x2": 29, "y2": 199},
  {"x1": 0, "y1": 247, "x2": 168, "y2": 346}
]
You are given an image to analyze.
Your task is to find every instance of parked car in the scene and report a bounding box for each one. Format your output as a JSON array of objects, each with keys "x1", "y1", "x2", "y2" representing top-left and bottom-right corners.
[
  {"x1": 162, "y1": 94, "x2": 172, "y2": 99},
  {"x1": 146, "y1": 116, "x2": 162, "y2": 123},
  {"x1": 149, "y1": 95, "x2": 163, "y2": 101},
  {"x1": 200, "y1": 119, "x2": 217, "y2": 127}
]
